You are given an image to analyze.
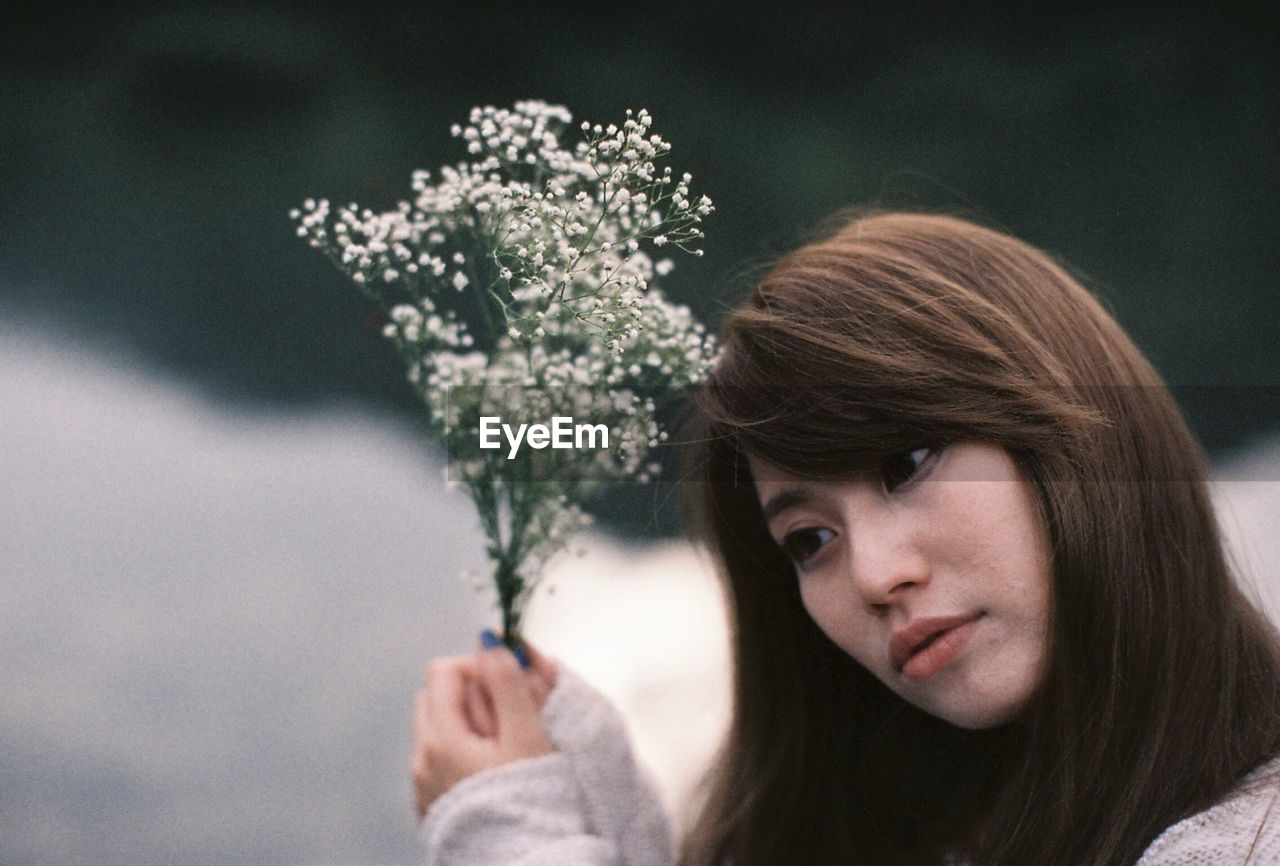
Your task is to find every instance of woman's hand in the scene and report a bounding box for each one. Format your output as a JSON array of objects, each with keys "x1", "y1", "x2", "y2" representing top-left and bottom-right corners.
[{"x1": 411, "y1": 635, "x2": 558, "y2": 819}]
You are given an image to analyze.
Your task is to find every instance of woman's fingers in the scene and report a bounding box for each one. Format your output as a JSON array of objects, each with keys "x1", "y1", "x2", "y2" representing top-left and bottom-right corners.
[
  {"x1": 410, "y1": 690, "x2": 432, "y2": 816},
  {"x1": 473, "y1": 633, "x2": 556, "y2": 710},
  {"x1": 477, "y1": 646, "x2": 536, "y2": 720},
  {"x1": 423, "y1": 658, "x2": 476, "y2": 740},
  {"x1": 528, "y1": 670, "x2": 551, "y2": 708},
  {"x1": 413, "y1": 661, "x2": 476, "y2": 819},
  {"x1": 465, "y1": 675, "x2": 497, "y2": 737},
  {"x1": 476, "y1": 646, "x2": 554, "y2": 756},
  {"x1": 520, "y1": 638, "x2": 559, "y2": 696},
  {"x1": 411, "y1": 648, "x2": 555, "y2": 820}
]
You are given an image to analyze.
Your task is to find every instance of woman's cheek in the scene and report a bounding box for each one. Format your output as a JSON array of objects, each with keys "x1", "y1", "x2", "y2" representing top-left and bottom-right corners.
[{"x1": 799, "y1": 582, "x2": 865, "y2": 663}]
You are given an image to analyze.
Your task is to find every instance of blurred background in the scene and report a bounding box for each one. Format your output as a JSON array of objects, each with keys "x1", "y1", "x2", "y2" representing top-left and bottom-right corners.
[{"x1": 3, "y1": 3, "x2": 1278, "y2": 863}]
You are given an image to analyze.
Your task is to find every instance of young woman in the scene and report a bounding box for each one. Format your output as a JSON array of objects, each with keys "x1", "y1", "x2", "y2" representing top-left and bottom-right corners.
[{"x1": 410, "y1": 212, "x2": 1280, "y2": 865}]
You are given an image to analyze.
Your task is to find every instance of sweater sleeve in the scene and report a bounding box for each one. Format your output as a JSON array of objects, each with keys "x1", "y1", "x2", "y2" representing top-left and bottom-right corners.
[
  {"x1": 541, "y1": 666, "x2": 675, "y2": 866},
  {"x1": 419, "y1": 662, "x2": 675, "y2": 866},
  {"x1": 420, "y1": 752, "x2": 620, "y2": 866}
]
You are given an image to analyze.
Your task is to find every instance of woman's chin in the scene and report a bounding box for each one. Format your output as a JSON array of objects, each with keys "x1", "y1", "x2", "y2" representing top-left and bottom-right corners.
[{"x1": 913, "y1": 691, "x2": 1031, "y2": 730}]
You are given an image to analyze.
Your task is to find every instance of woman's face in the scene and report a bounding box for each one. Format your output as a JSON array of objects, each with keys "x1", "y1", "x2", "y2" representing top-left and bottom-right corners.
[{"x1": 748, "y1": 442, "x2": 1052, "y2": 729}]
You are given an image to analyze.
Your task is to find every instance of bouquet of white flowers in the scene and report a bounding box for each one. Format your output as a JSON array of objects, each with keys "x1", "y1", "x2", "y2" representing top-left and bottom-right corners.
[{"x1": 293, "y1": 100, "x2": 717, "y2": 648}]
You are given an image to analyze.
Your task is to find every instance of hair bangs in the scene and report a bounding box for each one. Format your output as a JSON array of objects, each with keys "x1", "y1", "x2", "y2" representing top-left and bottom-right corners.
[{"x1": 699, "y1": 313, "x2": 1054, "y2": 483}]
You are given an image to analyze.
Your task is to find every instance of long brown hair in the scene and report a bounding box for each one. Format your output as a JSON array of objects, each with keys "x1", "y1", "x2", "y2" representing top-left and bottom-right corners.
[{"x1": 680, "y1": 211, "x2": 1280, "y2": 865}]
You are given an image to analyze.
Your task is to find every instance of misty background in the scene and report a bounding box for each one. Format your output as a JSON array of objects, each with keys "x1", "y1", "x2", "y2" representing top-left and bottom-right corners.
[{"x1": 3, "y1": 4, "x2": 1278, "y2": 864}]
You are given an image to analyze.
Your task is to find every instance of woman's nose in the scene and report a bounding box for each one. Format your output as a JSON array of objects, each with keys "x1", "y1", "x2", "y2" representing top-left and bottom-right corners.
[{"x1": 846, "y1": 527, "x2": 930, "y2": 609}]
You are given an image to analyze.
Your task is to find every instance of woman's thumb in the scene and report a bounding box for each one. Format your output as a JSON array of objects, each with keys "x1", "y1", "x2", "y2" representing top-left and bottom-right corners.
[{"x1": 476, "y1": 638, "x2": 544, "y2": 748}]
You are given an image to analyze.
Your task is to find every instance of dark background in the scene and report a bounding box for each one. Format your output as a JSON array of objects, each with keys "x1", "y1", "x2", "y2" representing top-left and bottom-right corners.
[{"x1": 4, "y1": 3, "x2": 1278, "y2": 530}]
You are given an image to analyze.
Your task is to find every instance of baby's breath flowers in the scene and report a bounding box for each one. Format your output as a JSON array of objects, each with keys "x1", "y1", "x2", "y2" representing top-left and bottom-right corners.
[{"x1": 293, "y1": 100, "x2": 717, "y2": 643}]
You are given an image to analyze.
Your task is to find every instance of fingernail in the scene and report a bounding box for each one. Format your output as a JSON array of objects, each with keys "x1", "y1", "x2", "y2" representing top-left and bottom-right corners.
[
  {"x1": 479, "y1": 629, "x2": 531, "y2": 669},
  {"x1": 511, "y1": 643, "x2": 531, "y2": 670}
]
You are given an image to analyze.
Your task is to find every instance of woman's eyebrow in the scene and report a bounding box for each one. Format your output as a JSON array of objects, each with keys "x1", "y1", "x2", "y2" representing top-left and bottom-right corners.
[{"x1": 761, "y1": 489, "x2": 813, "y2": 522}]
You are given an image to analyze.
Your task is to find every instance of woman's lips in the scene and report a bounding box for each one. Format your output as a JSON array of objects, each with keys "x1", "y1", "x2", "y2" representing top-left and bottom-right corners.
[{"x1": 899, "y1": 614, "x2": 983, "y2": 681}]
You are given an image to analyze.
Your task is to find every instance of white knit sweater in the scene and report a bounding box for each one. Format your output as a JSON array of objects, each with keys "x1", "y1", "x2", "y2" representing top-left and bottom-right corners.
[{"x1": 421, "y1": 666, "x2": 1280, "y2": 865}]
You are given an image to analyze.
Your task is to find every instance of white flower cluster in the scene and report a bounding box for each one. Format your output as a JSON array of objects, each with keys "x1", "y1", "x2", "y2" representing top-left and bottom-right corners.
[{"x1": 293, "y1": 101, "x2": 718, "y2": 638}]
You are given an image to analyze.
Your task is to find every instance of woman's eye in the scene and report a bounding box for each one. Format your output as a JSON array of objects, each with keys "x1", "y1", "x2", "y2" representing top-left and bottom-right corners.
[
  {"x1": 781, "y1": 527, "x2": 836, "y2": 567},
  {"x1": 880, "y1": 445, "x2": 936, "y2": 493}
]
